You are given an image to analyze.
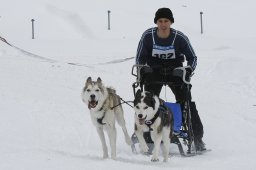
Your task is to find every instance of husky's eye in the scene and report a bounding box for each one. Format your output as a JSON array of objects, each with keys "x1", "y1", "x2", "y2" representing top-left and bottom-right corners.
[
  {"x1": 135, "y1": 106, "x2": 140, "y2": 109},
  {"x1": 95, "y1": 89, "x2": 100, "y2": 92},
  {"x1": 144, "y1": 106, "x2": 148, "y2": 110},
  {"x1": 86, "y1": 89, "x2": 91, "y2": 92}
]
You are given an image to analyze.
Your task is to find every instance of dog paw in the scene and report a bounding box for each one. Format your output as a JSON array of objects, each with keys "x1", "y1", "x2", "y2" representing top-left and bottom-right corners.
[
  {"x1": 163, "y1": 158, "x2": 168, "y2": 162},
  {"x1": 111, "y1": 155, "x2": 116, "y2": 160},
  {"x1": 103, "y1": 153, "x2": 109, "y2": 159},
  {"x1": 151, "y1": 156, "x2": 159, "y2": 162}
]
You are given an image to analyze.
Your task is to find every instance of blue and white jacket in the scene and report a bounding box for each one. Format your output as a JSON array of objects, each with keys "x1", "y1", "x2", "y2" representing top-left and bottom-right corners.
[{"x1": 136, "y1": 27, "x2": 197, "y2": 71}]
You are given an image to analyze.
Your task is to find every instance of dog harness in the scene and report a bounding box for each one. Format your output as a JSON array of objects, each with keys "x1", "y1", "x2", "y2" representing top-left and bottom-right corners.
[
  {"x1": 145, "y1": 100, "x2": 172, "y2": 131},
  {"x1": 96, "y1": 106, "x2": 107, "y2": 125},
  {"x1": 95, "y1": 92, "x2": 122, "y2": 125}
]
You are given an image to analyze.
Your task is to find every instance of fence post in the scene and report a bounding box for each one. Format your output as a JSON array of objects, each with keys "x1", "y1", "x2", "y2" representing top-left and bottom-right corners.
[
  {"x1": 107, "y1": 10, "x2": 111, "y2": 30},
  {"x1": 200, "y1": 11, "x2": 203, "y2": 34},
  {"x1": 31, "y1": 19, "x2": 35, "y2": 39}
]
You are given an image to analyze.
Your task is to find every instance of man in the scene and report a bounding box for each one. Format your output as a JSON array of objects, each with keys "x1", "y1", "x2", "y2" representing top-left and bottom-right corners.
[{"x1": 135, "y1": 7, "x2": 206, "y2": 151}]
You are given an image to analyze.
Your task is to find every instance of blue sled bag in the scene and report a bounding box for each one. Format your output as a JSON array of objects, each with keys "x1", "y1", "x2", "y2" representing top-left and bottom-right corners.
[{"x1": 164, "y1": 102, "x2": 182, "y2": 133}]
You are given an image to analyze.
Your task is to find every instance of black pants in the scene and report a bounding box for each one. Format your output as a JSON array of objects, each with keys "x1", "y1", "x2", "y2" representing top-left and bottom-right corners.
[{"x1": 143, "y1": 70, "x2": 204, "y2": 140}]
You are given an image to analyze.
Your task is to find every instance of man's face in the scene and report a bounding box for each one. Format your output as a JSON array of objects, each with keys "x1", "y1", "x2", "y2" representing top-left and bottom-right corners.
[{"x1": 156, "y1": 18, "x2": 172, "y2": 31}]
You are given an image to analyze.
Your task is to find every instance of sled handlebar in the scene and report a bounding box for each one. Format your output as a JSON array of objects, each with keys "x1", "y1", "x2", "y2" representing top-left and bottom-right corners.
[{"x1": 131, "y1": 64, "x2": 193, "y2": 85}]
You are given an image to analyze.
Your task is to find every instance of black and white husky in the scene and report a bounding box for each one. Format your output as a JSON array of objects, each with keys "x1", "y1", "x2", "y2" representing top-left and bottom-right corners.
[
  {"x1": 133, "y1": 90, "x2": 173, "y2": 162},
  {"x1": 81, "y1": 77, "x2": 132, "y2": 159}
]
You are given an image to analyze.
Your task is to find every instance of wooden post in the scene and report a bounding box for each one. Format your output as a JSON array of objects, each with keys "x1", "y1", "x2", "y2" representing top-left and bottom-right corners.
[
  {"x1": 107, "y1": 10, "x2": 111, "y2": 30},
  {"x1": 200, "y1": 12, "x2": 203, "y2": 34},
  {"x1": 31, "y1": 19, "x2": 35, "y2": 39}
]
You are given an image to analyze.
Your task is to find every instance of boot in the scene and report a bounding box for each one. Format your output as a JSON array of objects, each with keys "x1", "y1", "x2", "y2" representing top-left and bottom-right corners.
[{"x1": 194, "y1": 138, "x2": 206, "y2": 151}]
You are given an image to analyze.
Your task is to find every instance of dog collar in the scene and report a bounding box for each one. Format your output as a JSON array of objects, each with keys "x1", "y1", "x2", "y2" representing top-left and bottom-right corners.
[
  {"x1": 145, "y1": 110, "x2": 160, "y2": 130},
  {"x1": 144, "y1": 102, "x2": 169, "y2": 130}
]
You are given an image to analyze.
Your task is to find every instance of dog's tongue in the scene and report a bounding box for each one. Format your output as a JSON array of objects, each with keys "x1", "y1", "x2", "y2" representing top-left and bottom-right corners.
[
  {"x1": 88, "y1": 101, "x2": 97, "y2": 109},
  {"x1": 139, "y1": 118, "x2": 145, "y2": 125}
]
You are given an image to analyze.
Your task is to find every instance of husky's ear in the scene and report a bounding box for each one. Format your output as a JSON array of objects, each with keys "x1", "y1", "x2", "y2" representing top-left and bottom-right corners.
[
  {"x1": 144, "y1": 91, "x2": 156, "y2": 110},
  {"x1": 135, "y1": 89, "x2": 142, "y2": 98},
  {"x1": 97, "y1": 77, "x2": 102, "y2": 84},
  {"x1": 134, "y1": 89, "x2": 142, "y2": 106},
  {"x1": 86, "y1": 77, "x2": 92, "y2": 84},
  {"x1": 146, "y1": 91, "x2": 153, "y2": 98}
]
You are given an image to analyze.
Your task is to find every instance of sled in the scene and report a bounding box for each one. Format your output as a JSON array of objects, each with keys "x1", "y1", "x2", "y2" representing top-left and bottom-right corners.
[{"x1": 130, "y1": 64, "x2": 204, "y2": 156}]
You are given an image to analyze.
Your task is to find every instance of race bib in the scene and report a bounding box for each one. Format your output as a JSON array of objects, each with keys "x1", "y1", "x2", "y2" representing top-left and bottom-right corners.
[{"x1": 152, "y1": 44, "x2": 176, "y2": 60}]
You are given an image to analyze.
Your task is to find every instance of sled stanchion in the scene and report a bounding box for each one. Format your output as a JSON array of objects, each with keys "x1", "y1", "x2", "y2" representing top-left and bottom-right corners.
[{"x1": 171, "y1": 136, "x2": 185, "y2": 156}]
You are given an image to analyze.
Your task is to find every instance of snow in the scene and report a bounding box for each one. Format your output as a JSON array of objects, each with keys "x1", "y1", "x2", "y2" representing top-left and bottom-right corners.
[{"x1": 1, "y1": 0, "x2": 256, "y2": 169}]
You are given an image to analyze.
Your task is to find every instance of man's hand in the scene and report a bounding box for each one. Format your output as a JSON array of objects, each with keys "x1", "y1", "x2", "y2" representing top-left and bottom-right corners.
[{"x1": 185, "y1": 66, "x2": 193, "y2": 76}]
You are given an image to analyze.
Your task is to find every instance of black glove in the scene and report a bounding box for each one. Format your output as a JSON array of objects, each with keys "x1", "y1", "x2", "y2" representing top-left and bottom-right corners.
[
  {"x1": 172, "y1": 66, "x2": 193, "y2": 83},
  {"x1": 185, "y1": 66, "x2": 193, "y2": 76},
  {"x1": 140, "y1": 66, "x2": 153, "y2": 75},
  {"x1": 185, "y1": 66, "x2": 193, "y2": 82},
  {"x1": 139, "y1": 66, "x2": 153, "y2": 84}
]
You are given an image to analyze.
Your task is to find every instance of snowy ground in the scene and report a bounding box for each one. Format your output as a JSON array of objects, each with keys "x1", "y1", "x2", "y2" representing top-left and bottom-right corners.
[{"x1": 1, "y1": 0, "x2": 256, "y2": 169}]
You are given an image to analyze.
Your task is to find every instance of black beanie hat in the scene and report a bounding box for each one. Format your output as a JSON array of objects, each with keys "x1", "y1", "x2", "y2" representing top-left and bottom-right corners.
[{"x1": 154, "y1": 8, "x2": 174, "y2": 24}]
